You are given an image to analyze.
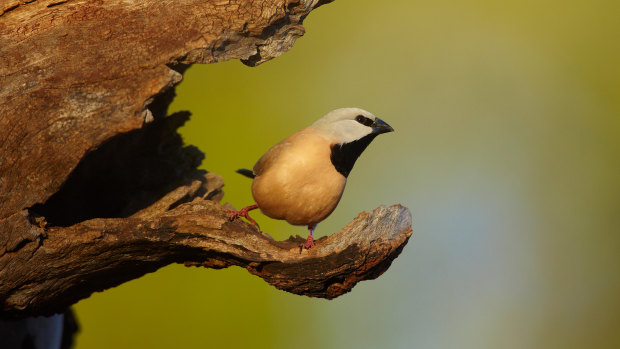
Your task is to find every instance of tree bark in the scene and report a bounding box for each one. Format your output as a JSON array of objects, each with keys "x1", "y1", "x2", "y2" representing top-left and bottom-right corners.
[{"x1": 0, "y1": 0, "x2": 413, "y2": 320}]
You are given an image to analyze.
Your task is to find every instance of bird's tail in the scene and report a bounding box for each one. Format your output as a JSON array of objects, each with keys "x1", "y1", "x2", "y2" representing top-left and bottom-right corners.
[{"x1": 236, "y1": 168, "x2": 255, "y2": 179}]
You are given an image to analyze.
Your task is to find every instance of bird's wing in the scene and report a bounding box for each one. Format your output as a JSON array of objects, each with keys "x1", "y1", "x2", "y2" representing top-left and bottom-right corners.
[
  {"x1": 253, "y1": 139, "x2": 291, "y2": 176},
  {"x1": 253, "y1": 130, "x2": 306, "y2": 176}
]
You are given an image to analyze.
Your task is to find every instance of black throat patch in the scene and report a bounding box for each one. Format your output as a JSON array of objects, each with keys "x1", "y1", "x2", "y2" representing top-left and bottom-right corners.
[{"x1": 330, "y1": 133, "x2": 378, "y2": 177}]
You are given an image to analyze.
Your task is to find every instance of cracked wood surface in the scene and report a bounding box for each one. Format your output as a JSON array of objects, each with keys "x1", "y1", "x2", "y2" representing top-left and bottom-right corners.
[{"x1": 1, "y1": 200, "x2": 412, "y2": 318}]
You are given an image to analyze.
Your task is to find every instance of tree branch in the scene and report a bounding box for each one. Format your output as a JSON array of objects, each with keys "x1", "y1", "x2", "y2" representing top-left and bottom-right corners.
[{"x1": 2, "y1": 195, "x2": 412, "y2": 318}]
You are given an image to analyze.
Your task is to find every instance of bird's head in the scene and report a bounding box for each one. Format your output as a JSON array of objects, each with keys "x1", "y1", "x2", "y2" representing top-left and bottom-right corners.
[
  {"x1": 311, "y1": 108, "x2": 393, "y2": 177},
  {"x1": 311, "y1": 107, "x2": 394, "y2": 144}
]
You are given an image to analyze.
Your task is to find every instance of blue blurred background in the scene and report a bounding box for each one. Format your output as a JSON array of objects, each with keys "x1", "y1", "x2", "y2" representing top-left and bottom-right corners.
[{"x1": 74, "y1": 1, "x2": 620, "y2": 348}]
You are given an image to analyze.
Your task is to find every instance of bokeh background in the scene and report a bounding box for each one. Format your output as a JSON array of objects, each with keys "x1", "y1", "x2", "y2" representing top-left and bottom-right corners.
[{"x1": 74, "y1": 1, "x2": 620, "y2": 348}]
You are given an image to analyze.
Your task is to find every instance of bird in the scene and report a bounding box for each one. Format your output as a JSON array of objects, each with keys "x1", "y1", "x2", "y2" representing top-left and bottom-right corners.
[{"x1": 227, "y1": 107, "x2": 394, "y2": 251}]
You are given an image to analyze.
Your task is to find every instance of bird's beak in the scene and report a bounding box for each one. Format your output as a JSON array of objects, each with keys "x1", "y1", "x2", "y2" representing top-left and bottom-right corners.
[{"x1": 371, "y1": 118, "x2": 394, "y2": 134}]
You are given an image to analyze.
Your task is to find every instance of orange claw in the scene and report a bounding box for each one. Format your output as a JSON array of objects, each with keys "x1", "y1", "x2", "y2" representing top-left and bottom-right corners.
[
  {"x1": 299, "y1": 225, "x2": 316, "y2": 253},
  {"x1": 226, "y1": 204, "x2": 260, "y2": 231}
]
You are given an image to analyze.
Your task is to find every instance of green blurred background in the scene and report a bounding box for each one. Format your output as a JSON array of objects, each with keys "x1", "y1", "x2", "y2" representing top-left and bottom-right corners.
[{"x1": 74, "y1": 0, "x2": 620, "y2": 348}]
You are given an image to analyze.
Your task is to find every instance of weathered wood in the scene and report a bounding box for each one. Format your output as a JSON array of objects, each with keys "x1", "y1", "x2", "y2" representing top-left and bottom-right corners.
[
  {"x1": 0, "y1": 0, "x2": 413, "y2": 320},
  {"x1": 2, "y1": 199, "x2": 412, "y2": 318}
]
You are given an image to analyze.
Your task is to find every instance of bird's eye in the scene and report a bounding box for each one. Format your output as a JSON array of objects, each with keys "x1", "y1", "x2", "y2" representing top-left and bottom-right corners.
[{"x1": 355, "y1": 115, "x2": 373, "y2": 126}]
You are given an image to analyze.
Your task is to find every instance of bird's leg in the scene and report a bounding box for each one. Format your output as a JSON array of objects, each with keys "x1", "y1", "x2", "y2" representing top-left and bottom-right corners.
[
  {"x1": 300, "y1": 225, "x2": 316, "y2": 251},
  {"x1": 226, "y1": 204, "x2": 260, "y2": 231}
]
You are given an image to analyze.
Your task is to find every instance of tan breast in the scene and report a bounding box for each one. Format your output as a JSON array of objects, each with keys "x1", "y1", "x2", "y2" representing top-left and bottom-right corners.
[{"x1": 251, "y1": 128, "x2": 346, "y2": 226}]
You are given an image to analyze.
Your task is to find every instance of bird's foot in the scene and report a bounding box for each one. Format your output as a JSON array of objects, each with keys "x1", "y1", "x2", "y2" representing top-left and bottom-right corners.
[
  {"x1": 226, "y1": 204, "x2": 260, "y2": 231},
  {"x1": 299, "y1": 235, "x2": 314, "y2": 253}
]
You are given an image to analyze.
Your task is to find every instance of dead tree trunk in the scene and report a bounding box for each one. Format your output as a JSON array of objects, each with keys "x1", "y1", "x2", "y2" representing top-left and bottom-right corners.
[{"x1": 0, "y1": 0, "x2": 412, "y2": 324}]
